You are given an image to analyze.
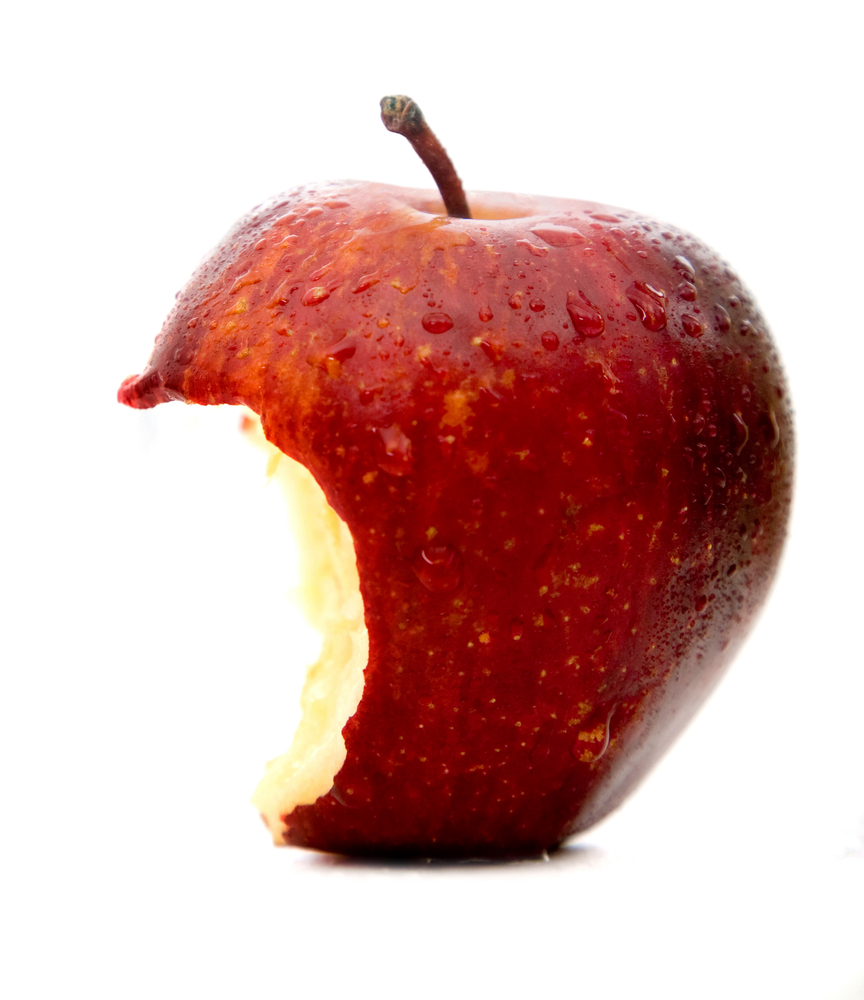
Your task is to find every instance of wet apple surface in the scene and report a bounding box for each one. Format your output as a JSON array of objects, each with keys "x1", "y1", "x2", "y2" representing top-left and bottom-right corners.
[{"x1": 119, "y1": 104, "x2": 792, "y2": 857}]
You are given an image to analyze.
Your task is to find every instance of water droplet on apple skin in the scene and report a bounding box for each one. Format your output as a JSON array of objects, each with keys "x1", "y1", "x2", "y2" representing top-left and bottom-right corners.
[
  {"x1": 569, "y1": 704, "x2": 617, "y2": 763},
  {"x1": 541, "y1": 331, "x2": 559, "y2": 351},
  {"x1": 682, "y1": 314, "x2": 704, "y2": 338},
  {"x1": 352, "y1": 274, "x2": 379, "y2": 294},
  {"x1": 328, "y1": 339, "x2": 357, "y2": 364},
  {"x1": 376, "y1": 424, "x2": 414, "y2": 476},
  {"x1": 626, "y1": 282, "x2": 667, "y2": 332},
  {"x1": 732, "y1": 412, "x2": 750, "y2": 454},
  {"x1": 329, "y1": 784, "x2": 364, "y2": 809},
  {"x1": 673, "y1": 255, "x2": 696, "y2": 282},
  {"x1": 515, "y1": 239, "x2": 549, "y2": 258},
  {"x1": 302, "y1": 286, "x2": 330, "y2": 306},
  {"x1": 478, "y1": 339, "x2": 505, "y2": 362},
  {"x1": 529, "y1": 224, "x2": 586, "y2": 248},
  {"x1": 566, "y1": 291, "x2": 605, "y2": 338},
  {"x1": 530, "y1": 728, "x2": 552, "y2": 765},
  {"x1": 172, "y1": 345, "x2": 193, "y2": 365},
  {"x1": 309, "y1": 263, "x2": 333, "y2": 281},
  {"x1": 422, "y1": 312, "x2": 454, "y2": 334},
  {"x1": 411, "y1": 544, "x2": 463, "y2": 594}
]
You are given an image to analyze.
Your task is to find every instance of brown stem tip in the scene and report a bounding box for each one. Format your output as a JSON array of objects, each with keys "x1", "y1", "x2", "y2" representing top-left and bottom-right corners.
[{"x1": 380, "y1": 95, "x2": 471, "y2": 220}]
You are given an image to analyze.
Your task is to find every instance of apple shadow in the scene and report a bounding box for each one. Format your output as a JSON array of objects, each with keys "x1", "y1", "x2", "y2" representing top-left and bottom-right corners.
[{"x1": 304, "y1": 840, "x2": 604, "y2": 872}]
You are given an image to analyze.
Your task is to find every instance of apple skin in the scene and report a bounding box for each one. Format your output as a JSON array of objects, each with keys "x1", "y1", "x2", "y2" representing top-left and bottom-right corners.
[{"x1": 119, "y1": 181, "x2": 792, "y2": 857}]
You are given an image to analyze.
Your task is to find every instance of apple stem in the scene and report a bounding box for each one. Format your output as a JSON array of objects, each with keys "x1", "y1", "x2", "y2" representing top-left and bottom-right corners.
[{"x1": 380, "y1": 96, "x2": 471, "y2": 219}]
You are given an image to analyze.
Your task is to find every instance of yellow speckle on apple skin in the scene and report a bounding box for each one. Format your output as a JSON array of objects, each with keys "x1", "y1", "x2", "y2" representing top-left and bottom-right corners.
[{"x1": 440, "y1": 388, "x2": 476, "y2": 430}]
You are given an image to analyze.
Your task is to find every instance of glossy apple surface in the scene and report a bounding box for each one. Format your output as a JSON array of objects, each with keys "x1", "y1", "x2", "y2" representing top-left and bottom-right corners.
[{"x1": 119, "y1": 181, "x2": 792, "y2": 856}]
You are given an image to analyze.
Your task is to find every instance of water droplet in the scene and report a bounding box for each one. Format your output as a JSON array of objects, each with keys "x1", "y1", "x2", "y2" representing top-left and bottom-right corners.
[
  {"x1": 377, "y1": 424, "x2": 414, "y2": 476},
  {"x1": 626, "y1": 281, "x2": 667, "y2": 331},
  {"x1": 682, "y1": 313, "x2": 704, "y2": 338},
  {"x1": 328, "y1": 343, "x2": 356, "y2": 363},
  {"x1": 606, "y1": 405, "x2": 629, "y2": 436},
  {"x1": 422, "y1": 312, "x2": 453, "y2": 334},
  {"x1": 529, "y1": 224, "x2": 586, "y2": 247},
  {"x1": 302, "y1": 286, "x2": 330, "y2": 306},
  {"x1": 529, "y1": 298, "x2": 546, "y2": 312},
  {"x1": 760, "y1": 409, "x2": 781, "y2": 448},
  {"x1": 715, "y1": 305, "x2": 732, "y2": 332},
  {"x1": 570, "y1": 704, "x2": 616, "y2": 763},
  {"x1": 515, "y1": 239, "x2": 549, "y2": 257},
  {"x1": 478, "y1": 305, "x2": 493, "y2": 322},
  {"x1": 309, "y1": 263, "x2": 333, "y2": 281},
  {"x1": 329, "y1": 784, "x2": 363, "y2": 809},
  {"x1": 566, "y1": 290, "x2": 605, "y2": 338},
  {"x1": 230, "y1": 270, "x2": 262, "y2": 294},
  {"x1": 589, "y1": 212, "x2": 621, "y2": 223},
  {"x1": 267, "y1": 280, "x2": 294, "y2": 308},
  {"x1": 713, "y1": 468, "x2": 727, "y2": 489},
  {"x1": 478, "y1": 338, "x2": 505, "y2": 362},
  {"x1": 673, "y1": 255, "x2": 696, "y2": 282},
  {"x1": 411, "y1": 544, "x2": 463, "y2": 594},
  {"x1": 531, "y1": 727, "x2": 552, "y2": 764},
  {"x1": 510, "y1": 618, "x2": 524, "y2": 640},
  {"x1": 508, "y1": 292, "x2": 523, "y2": 309},
  {"x1": 352, "y1": 274, "x2": 379, "y2": 294},
  {"x1": 732, "y1": 412, "x2": 749, "y2": 454},
  {"x1": 695, "y1": 594, "x2": 708, "y2": 613},
  {"x1": 677, "y1": 282, "x2": 697, "y2": 302},
  {"x1": 309, "y1": 334, "x2": 357, "y2": 377},
  {"x1": 541, "y1": 331, "x2": 559, "y2": 350}
]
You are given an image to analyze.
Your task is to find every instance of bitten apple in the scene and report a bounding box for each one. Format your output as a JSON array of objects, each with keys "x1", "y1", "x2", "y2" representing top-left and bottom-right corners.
[{"x1": 119, "y1": 97, "x2": 792, "y2": 857}]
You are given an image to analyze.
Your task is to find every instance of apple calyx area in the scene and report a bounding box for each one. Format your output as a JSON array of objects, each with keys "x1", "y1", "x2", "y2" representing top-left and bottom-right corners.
[{"x1": 119, "y1": 178, "x2": 792, "y2": 857}]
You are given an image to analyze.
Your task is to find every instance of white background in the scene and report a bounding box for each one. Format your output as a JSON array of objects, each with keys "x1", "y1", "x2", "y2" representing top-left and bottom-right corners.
[{"x1": 3, "y1": 1, "x2": 863, "y2": 997}]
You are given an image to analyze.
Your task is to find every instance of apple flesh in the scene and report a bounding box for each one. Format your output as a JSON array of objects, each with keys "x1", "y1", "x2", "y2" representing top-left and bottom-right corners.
[{"x1": 119, "y1": 181, "x2": 792, "y2": 856}]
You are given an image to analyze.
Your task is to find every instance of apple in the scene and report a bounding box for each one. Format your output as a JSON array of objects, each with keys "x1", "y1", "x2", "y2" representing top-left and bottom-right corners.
[{"x1": 119, "y1": 97, "x2": 792, "y2": 857}]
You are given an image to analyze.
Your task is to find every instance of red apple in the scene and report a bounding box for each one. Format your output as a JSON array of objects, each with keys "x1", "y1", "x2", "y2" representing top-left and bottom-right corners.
[{"x1": 119, "y1": 98, "x2": 792, "y2": 857}]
